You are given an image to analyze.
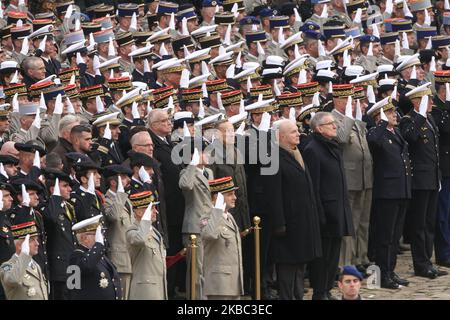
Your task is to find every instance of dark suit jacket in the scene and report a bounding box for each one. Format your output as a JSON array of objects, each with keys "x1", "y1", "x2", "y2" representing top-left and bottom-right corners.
[
  {"x1": 432, "y1": 96, "x2": 450, "y2": 178},
  {"x1": 42, "y1": 196, "x2": 77, "y2": 282},
  {"x1": 149, "y1": 130, "x2": 185, "y2": 232},
  {"x1": 264, "y1": 147, "x2": 322, "y2": 264},
  {"x1": 367, "y1": 120, "x2": 412, "y2": 200},
  {"x1": 303, "y1": 133, "x2": 354, "y2": 238},
  {"x1": 399, "y1": 110, "x2": 440, "y2": 190}
]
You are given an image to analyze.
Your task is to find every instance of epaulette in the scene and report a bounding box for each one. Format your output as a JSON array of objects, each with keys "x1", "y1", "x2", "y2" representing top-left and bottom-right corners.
[{"x1": 97, "y1": 145, "x2": 109, "y2": 154}]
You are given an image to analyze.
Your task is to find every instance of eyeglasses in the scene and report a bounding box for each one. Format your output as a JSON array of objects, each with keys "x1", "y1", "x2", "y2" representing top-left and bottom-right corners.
[
  {"x1": 319, "y1": 121, "x2": 336, "y2": 127},
  {"x1": 136, "y1": 143, "x2": 153, "y2": 148}
]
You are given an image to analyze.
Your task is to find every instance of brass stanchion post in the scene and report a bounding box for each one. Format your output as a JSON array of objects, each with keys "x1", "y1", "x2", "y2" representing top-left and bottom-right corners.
[
  {"x1": 190, "y1": 234, "x2": 197, "y2": 300},
  {"x1": 253, "y1": 216, "x2": 261, "y2": 300}
]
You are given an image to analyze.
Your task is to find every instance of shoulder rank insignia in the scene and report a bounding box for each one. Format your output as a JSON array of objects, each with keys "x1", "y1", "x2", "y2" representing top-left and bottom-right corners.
[
  {"x1": 2, "y1": 226, "x2": 8, "y2": 233},
  {"x1": 1, "y1": 264, "x2": 12, "y2": 272},
  {"x1": 71, "y1": 198, "x2": 76, "y2": 202},
  {"x1": 97, "y1": 145, "x2": 109, "y2": 154}
]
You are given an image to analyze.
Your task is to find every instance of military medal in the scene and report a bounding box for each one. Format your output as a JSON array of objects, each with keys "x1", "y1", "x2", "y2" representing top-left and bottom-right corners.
[{"x1": 99, "y1": 273, "x2": 109, "y2": 288}]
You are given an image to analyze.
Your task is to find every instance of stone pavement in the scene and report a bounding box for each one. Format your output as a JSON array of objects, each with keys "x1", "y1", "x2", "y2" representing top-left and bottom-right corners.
[{"x1": 304, "y1": 251, "x2": 450, "y2": 300}]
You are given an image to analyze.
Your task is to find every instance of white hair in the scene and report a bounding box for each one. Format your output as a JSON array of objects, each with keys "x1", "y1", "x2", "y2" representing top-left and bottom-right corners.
[{"x1": 58, "y1": 114, "x2": 80, "y2": 137}]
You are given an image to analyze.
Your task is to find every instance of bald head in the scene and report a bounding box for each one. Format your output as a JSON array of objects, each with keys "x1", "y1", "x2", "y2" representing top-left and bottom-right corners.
[
  {"x1": 0, "y1": 141, "x2": 19, "y2": 158},
  {"x1": 274, "y1": 119, "x2": 300, "y2": 149},
  {"x1": 131, "y1": 131, "x2": 154, "y2": 157}
]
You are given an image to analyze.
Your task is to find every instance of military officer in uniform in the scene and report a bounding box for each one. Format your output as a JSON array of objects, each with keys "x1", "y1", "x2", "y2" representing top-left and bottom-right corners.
[
  {"x1": 103, "y1": 165, "x2": 133, "y2": 299},
  {"x1": 9, "y1": 178, "x2": 48, "y2": 282},
  {"x1": 42, "y1": 169, "x2": 77, "y2": 299},
  {"x1": 127, "y1": 191, "x2": 167, "y2": 300},
  {"x1": 0, "y1": 182, "x2": 15, "y2": 300},
  {"x1": 366, "y1": 97, "x2": 411, "y2": 289},
  {"x1": 331, "y1": 84, "x2": 373, "y2": 271},
  {"x1": 70, "y1": 154, "x2": 105, "y2": 222},
  {"x1": 68, "y1": 215, "x2": 122, "y2": 300},
  {"x1": 431, "y1": 72, "x2": 450, "y2": 267},
  {"x1": 354, "y1": 35, "x2": 382, "y2": 74},
  {"x1": 201, "y1": 177, "x2": 244, "y2": 300},
  {"x1": 92, "y1": 112, "x2": 124, "y2": 167},
  {"x1": 399, "y1": 83, "x2": 447, "y2": 279},
  {"x1": 0, "y1": 218, "x2": 48, "y2": 300}
]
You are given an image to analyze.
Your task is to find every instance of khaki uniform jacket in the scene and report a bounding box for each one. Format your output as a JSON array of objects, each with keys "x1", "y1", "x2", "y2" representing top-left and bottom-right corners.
[
  {"x1": 332, "y1": 110, "x2": 373, "y2": 191},
  {"x1": 0, "y1": 252, "x2": 48, "y2": 300},
  {"x1": 104, "y1": 190, "x2": 133, "y2": 274},
  {"x1": 179, "y1": 165, "x2": 214, "y2": 234},
  {"x1": 119, "y1": 58, "x2": 135, "y2": 75},
  {"x1": 201, "y1": 208, "x2": 244, "y2": 297},
  {"x1": 127, "y1": 220, "x2": 167, "y2": 300},
  {"x1": 354, "y1": 55, "x2": 379, "y2": 74}
]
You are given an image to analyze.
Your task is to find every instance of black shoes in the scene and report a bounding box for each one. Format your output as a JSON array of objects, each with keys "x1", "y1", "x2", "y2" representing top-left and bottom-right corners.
[
  {"x1": 381, "y1": 276, "x2": 400, "y2": 289},
  {"x1": 430, "y1": 265, "x2": 448, "y2": 277},
  {"x1": 414, "y1": 268, "x2": 438, "y2": 279},
  {"x1": 391, "y1": 272, "x2": 409, "y2": 286}
]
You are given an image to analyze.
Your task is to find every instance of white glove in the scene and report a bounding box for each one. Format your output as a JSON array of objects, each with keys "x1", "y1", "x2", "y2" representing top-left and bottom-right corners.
[
  {"x1": 53, "y1": 94, "x2": 63, "y2": 115},
  {"x1": 76, "y1": 52, "x2": 84, "y2": 65},
  {"x1": 87, "y1": 172, "x2": 96, "y2": 195},
  {"x1": 380, "y1": 108, "x2": 388, "y2": 122},
  {"x1": 0, "y1": 192, "x2": 3, "y2": 211},
  {"x1": 117, "y1": 176, "x2": 125, "y2": 193},
  {"x1": 33, "y1": 150, "x2": 40, "y2": 168},
  {"x1": 139, "y1": 166, "x2": 152, "y2": 183},
  {"x1": 385, "y1": 0, "x2": 393, "y2": 14},
  {"x1": 183, "y1": 121, "x2": 191, "y2": 138},
  {"x1": 53, "y1": 177, "x2": 61, "y2": 196},
  {"x1": 355, "y1": 100, "x2": 362, "y2": 121},
  {"x1": 21, "y1": 184, "x2": 30, "y2": 207},
  {"x1": 95, "y1": 225, "x2": 104, "y2": 245},
  {"x1": 20, "y1": 37, "x2": 29, "y2": 55},
  {"x1": 38, "y1": 35, "x2": 47, "y2": 52},
  {"x1": 345, "y1": 96, "x2": 354, "y2": 119},
  {"x1": 419, "y1": 95, "x2": 428, "y2": 117},
  {"x1": 93, "y1": 55, "x2": 100, "y2": 72},
  {"x1": 64, "y1": 4, "x2": 73, "y2": 20},
  {"x1": 258, "y1": 112, "x2": 271, "y2": 132},
  {"x1": 142, "y1": 202, "x2": 153, "y2": 221},
  {"x1": 0, "y1": 163, "x2": 8, "y2": 179},
  {"x1": 31, "y1": 110, "x2": 41, "y2": 129},
  {"x1": 143, "y1": 59, "x2": 150, "y2": 73},
  {"x1": 214, "y1": 192, "x2": 227, "y2": 213},
  {"x1": 190, "y1": 148, "x2": 200, "y2": 166},
  {"x1": 21, "y1": 234, "x2": 30, "y2": 256},
  {"x1": 66, "y1": 97, "x2": 75, "y2": 114},
  {"x1": 131, "y1": 102, "x2": 140, "y2": 119},
  {"x1": 103, "y1": 122, "x2": 112, "y2": 140}
]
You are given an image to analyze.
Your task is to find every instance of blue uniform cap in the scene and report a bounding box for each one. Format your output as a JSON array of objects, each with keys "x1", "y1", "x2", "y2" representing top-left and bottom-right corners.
[
  {"x1": 341, "y1": 265, "x2": 363, "y2": 281},
  {"x1": 259, "y1": 8, "x2": 274, "y2": 17},
  {"x1": 300, "y1": 21, "x2": 320, "y2": 32},
  {"x1": 202, "y1": 0, "x2": 221, "y2": 7},
  {"x1": 359, "y1": 35, "x2": 380, "y2": 44},
  {"x1": 239, "y1": 16, "x2": 260, "y2": 26}
]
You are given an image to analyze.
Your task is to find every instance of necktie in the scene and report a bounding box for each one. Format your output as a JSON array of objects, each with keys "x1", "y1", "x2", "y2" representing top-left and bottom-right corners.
[
  {"x1": 203, "y1": 169, "x2": 209, "y2": 179},
  {"x1": 65, "y1": 203, "x2": 74, "y2": 222}
]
